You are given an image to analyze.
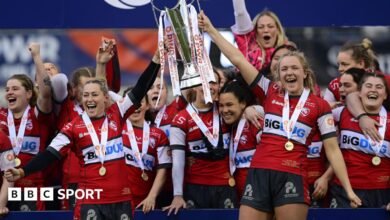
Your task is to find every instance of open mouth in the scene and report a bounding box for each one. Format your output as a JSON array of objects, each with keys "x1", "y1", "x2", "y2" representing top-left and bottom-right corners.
[
  {"x1": 86, "y1": 103, "x2": 97, "y2": 110},
  {"x1": 367, "y1": 93, "x2": 378, "y2": 100},
  {"x1": 285, "y1": 77, "x2": 297, "y2": 84},
  {"x1": 263, "y1": 35, "x2": 271, "y2": 41},
  {"x1": 340, "y1": 95, "x2": 346, "y2": 101},
  {"x1": 8, "y1": 97, "x2": 16, "y2": 105}
]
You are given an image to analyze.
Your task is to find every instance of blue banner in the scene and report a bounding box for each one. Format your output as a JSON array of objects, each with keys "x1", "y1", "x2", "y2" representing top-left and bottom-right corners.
[{"x1": 0, "y1": 0, "x2": 390, "y2": 28}]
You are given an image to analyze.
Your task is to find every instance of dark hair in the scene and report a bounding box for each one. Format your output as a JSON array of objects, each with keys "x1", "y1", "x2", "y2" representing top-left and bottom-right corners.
[
  {"x1": 123, "y1": 85, "x2": 153, "y2": 122},
  {"x1": 270, "y1": 44, "x2": 298, "y2": 62},
  {"x1": 358, "y1": 72, "x2": 390, "y2": 109},
  {"x1": 7, "y1": 74, "x2": 37, "y2": 106},
  {"x1": 220, "y1": 77, "x2": 256, "y2": 106},
  {"x1": 343, "y1": 68, "x2": 366, "y2": 85}
]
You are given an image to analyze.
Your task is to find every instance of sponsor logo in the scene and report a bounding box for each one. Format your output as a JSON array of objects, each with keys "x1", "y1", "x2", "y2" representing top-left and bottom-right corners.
[
  {"x1": 284, "y1": 181, "x2": 299, "y2": 198},
  {"x1": 264, "y1": 118, "x2": 306, "y2": 138},
  {"x1": 104, "y1": 0, "x2": 151, "y2": 10}
]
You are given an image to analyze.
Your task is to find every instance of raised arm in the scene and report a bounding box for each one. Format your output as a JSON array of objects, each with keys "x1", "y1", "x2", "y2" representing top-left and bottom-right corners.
[
  {"x1": 96, "y1": 39, "x2": 115, "y2": 80},
  {"x1": 29, "y1": 43, "x2": 52, "y2": 113},
  {"x1": 231, "y1": 0, "x2": 253, "y2": 34},
  {"x1": 198, "y1": 11, "x2": 258, "y2": 85}
]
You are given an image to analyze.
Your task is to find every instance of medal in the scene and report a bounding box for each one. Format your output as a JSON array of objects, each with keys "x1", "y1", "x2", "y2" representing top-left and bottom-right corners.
[
  {"x1": 14, "y1": 157, "x2": 21, "y2": 167},
  {"x1": 141, "y1": 171, "x2": 149, "y2": 181},
  {"x1": 285, "y1": 141, "x2": 294, "y2": 151},
  {"x1": 99, "y1": 166, "x2": 106, "y2": 176},
  {"x1": 228, "y1": 177, "x2": 236, "y2": 187},
  {"x1": 372, "y1": 156, "x2": 381, "y2": 166}
]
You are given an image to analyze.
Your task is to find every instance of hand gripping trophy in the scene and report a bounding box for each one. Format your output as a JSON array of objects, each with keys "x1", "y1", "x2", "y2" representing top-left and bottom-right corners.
[{"x1": 151, "y1": 0, "x2": 215, "y2": 103}]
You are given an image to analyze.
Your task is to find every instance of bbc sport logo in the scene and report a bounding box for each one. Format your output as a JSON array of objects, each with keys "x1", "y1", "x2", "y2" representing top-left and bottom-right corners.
[
  {"x1": 8, "y1": 187, "x2": 103, "y2": 201},
  {"x1": 104, "y1": 0, "x2": 151, "y2": 10}
]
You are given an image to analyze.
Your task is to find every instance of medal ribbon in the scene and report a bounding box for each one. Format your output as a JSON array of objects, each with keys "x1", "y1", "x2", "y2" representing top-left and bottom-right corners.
[
  {"x1": 154, "y1": 105, "x2": 167, "y2": 128},
  {"x1": 126, "y1": 120, "x2": 150, "y2": 171},
  {"x1": 368, "y1": 106, "x2": 386, "y2": 156},
  {"x1": 7, "y1": 106, "x2": 30, "y2": 156},
  {"x1": 229, "y1": 118, "x2": 246, "y2": 176},
  {"x1": 186, "y1": 103, "x2": 219, "y2": 147},
  {"x1": 164, "y1": 15, "x2": 181, "y2": 96},
  {"x1": 282, "y1": 89, "x2": 310, "y2": 141},
  {"x1": 156, "y1": 11, "x2": 166, "y2": 108},
  {"x1": 81, "y1": 112, "x2": 108, "y2": 167}
]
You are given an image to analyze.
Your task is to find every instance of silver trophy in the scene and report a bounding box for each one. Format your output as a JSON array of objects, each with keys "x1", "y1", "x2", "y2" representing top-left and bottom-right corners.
[{"x1": 166, "y1": 2, "x2": 202, "y2": 89}]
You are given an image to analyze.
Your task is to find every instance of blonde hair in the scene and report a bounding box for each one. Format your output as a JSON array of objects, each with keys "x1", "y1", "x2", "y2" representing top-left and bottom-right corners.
[
  {"x1": 252, "y1": 9, "x2": 287, "y2": 48},
  {"x1": 274, "y1": 51, "x2": 316, "y2": 93},
  {"x1": 340, "y1": 38, "x2": 377, "y2": 71}
]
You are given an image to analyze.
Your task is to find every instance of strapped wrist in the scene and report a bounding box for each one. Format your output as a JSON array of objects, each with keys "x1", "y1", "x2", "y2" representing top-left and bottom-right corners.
[{"x1": 357, "y1": 113, "x2": 368, "y2": 120}]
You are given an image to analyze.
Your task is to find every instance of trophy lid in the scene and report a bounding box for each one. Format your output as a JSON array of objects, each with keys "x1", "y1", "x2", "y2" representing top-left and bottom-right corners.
[{"x1": 180, "y1": 63, "x2": 202, "y2": 90}]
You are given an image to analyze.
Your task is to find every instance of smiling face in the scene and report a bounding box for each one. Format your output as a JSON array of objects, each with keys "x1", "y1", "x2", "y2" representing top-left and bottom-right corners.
[
  {"x1": 256, "y1": 15, "x2": 278, "y2": 49},
  {"x1": 278, "y1": 55, "x2": 307, "y2": 96},
  {"x1": 337, "y1": 50, "x2": 364, "y2": 74},
  {"x1": 359, "y1": 76, "x2": 387, "y2": 113},
  {"x1": 147, "y1": 77, "x2": 167, "y2": 112},
  {"x1": 82, "y1": 82, "x2": 109, "y2": 118},
  {"x1": 219, "y1": 92, "x2": 246, "y2": 125},
  {"x1": 5, "y1": 79, "x2": 32, "y2": 114},
  {"x1": 339, "y1": 74, "x2": 359, "y2": 101}
]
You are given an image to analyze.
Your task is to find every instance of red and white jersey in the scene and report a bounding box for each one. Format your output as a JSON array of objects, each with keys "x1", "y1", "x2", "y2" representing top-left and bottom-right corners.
[
  {"x1": 49, "y1": 96, "x2": 136, "y2": 204},
  {"x1": 123, "y1": 123, "x2": 171, "y2": 199},
  {"x1": 323, "y1": 77, "x2": 340, "y2": 103},
  {"x1": 250, "y1": 75, "x2": 336, "y2": 176},
  {"x1": 56, "y1": 97, "x2": 83, "y2": 184},
  {"x1": 307, "y1": 133, "x2": 326, "y2": 185},
  {"x1": 152, "y1": 97, "x2": 187, "y2": 138},
  {"x1": 0, "y1": 106, "x2": 54, "y2": 187},
  {"x1": 0, "y1": 130, "x2": 14, "y2": 170},
  {"x1": 233, "y1": 120, "x2": 261, "y2": 197},
  {"x1": 233, "y1": 30, "x2": 275, "y2": 71},
  {"x1": 333, "y1": 107, "x2": 390, "y2": 189},
  {"x1": 170, "y1": 105, "x2": 231, "y2": 186}
]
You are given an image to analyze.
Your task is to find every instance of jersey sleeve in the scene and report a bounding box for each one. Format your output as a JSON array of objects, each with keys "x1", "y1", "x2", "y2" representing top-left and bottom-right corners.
[
  {"x1": 0, "y1": 132, "x2": 15, "y2": 171},
  {"x1": 169, "y1": 111, "x2": 188, "y2": 151},
  {"x1": 316, "y1": 99, "x2": 337, "y2": 141},
  {"x1": 48, "y1": 121, "x2": 74, "y2": 158},
  {"x1": 156, "y1": 130, "x2": 172, "y2": 169}
]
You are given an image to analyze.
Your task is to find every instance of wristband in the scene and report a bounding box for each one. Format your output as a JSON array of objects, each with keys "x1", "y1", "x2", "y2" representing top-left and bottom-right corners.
[{"x1": 357, "y1": 113, "x2": 368, "y2": 120}]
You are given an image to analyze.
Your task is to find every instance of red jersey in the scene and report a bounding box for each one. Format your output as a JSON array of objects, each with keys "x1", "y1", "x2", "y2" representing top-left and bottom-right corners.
[
  {"x1": 0, "y1": 106, "x2": 54, "y2": 187},
  {"x1": 307, "y1": 133, "x2": 326, "y2": 185},
  {"x1": 323, "y1": 77, "x2": 340, "y2": 103},
  {"x1": 0, "y1": 130, "x2": 14, "y2": 170},
  {"x1": 123, "y1": 123, "x2": 171, "y2": 205},
  {"x1": 49, "y1": 96, "x2": 136, "y2": 204},
  {"x1": 250, "y1": 75, "x2": 336, "y2": 177},
  {"x1": 232, "y1": 120, "x2": 261, "y2": 197},
  {"x1": 170, "y1": 105, "x2": 231, "y2": 186},
  {"x1": 233, "y1": 30, "x2": 275, "y2": 71},
  {"x1": 333, "y1": 107, "x2": 390, "y2": 189}
]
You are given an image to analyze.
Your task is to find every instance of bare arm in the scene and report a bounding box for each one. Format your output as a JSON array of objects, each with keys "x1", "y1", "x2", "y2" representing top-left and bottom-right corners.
[
  {"x1": 96, "y1": 39, "x2": 114, "y2": 80},
  {"x1": 312, "y1": 164, "x2": 333, "y2": 200},
  {"x1": 198, "y1": 11, "x2": 258, "y2": 85},
  {"x1": 136, "y1": 168, "x2": 167, "y2": 213},
  {"x1": 29, "y1": 43, "x2": 52, "y2": 113},
  {"x1": 323, "y1": 137, "x2": 361, "y2": 207},
  {"x1": 346, "y1": 92, "x2": 381, "y2": 142},
  {"x1": 0, "y1": 176, "x2": 13, "y2": 215}
]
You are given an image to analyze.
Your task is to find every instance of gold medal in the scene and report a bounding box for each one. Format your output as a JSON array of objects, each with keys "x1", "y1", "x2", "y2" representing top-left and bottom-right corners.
[
  {"x1": 228, "y1": 177, "x2": 236, "y2": 187},
  {"x1": 99, "y1": 166, "x2": 106, "y2": 176},
  {"x1": 372, "y1": 156, "x2": 381, "y2": 166},
  {"x1": 141, "y1": 171, "x2": 149, "y2": 181},
  {"x1": 14, "y1": 157, "x2": 21, "y2": 167},
  {"x1": 285, "y1": 141, "x2": 294, "y2": 151}
]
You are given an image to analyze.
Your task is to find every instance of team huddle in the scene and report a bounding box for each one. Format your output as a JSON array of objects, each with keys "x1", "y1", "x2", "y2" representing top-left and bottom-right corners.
[{"x1": 0, "y1": 0, "x2": 389, "y2": 220}]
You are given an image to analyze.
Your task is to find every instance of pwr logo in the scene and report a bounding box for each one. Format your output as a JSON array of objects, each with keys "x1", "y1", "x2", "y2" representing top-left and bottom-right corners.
[{"x1": 8, "y1": 187, "x2": 103, "y2": 201}]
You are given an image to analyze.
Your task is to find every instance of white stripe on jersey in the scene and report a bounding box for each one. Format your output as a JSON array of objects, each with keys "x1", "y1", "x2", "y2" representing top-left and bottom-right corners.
[
  {"x1": 20, "y1": 136, "x2": 40, "y2": 155},
  {"x1": 257, "y1": 75, "x2": 270, "y2": 95},
  {"x1": 157, "y1": 146, "x2": 172, "y2": 165},
  {"x1": 50, "y1": 133, "x2": 71, "y2": 152},
  {"x1": 82, "y1": 137, "x2": 124, "y2": 165},
  {"x1": 317, "y1": 113, "x2": 337, "y2": 137},
  {"x1": 159, "y1": 124, "x2": 171, "y2": 138},
  {"x1": 307, "y1": 141, "x2": 323, "y2": 158},
  {"x1": 263, "y1": 114, "x2": 312, "y2": 144},
  {"x1": 340, "y1": 130, "x2": 390, "y2": 157},
  {"x1": 235, "y1": 149, "x2": 255, "y2": 168},
  {"x1": 0, "y1": 149, "x2": 15, "y2": 170},
  {"x1": 117, "y1": 95, "x2": 134, "y2": 118}
]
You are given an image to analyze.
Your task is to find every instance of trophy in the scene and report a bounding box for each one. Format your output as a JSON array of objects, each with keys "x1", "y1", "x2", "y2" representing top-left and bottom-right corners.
[{"x1": 152, "y1": 0, "x2": 215, "y2": 103}]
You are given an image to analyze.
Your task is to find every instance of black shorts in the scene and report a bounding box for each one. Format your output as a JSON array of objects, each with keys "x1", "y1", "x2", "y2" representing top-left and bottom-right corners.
[
  {"x1": 240, "y1": 168, "x2": 310, "y2": 212},
  {"x1": 184, "y1": 183, "x2": 238, "y2": 209},
  {"x1": 309, "y1": 184, "x2": 329, "y2": 208},
  {"x1": 80, "y1": 201, "x2": 132, "y2": 220},
  {"x1": 329, "y1": 184, "x2": 390, "y2": 208}
]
